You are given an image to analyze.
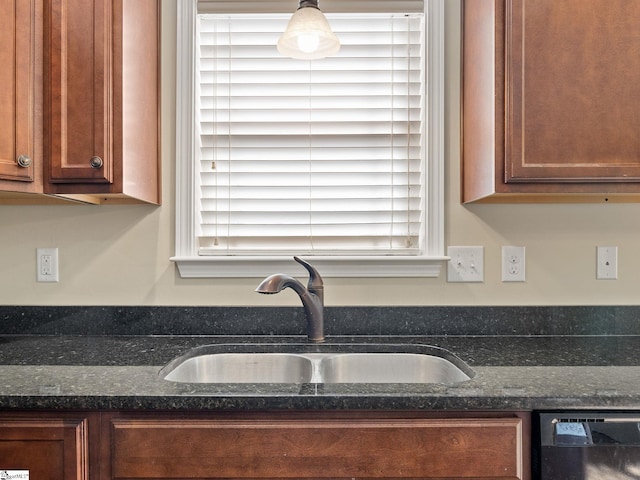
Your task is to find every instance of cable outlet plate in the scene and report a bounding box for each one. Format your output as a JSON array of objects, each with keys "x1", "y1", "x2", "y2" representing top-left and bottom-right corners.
[
  {"x1": 37, "y1": 248, "x2": 59, "y2": 282},
  {"x1": 447, "y1": 246, "x2": 484, "y2": 282},
  {"x1": 502, "y1": 246, "x2": 526, "y2": 282},
  {"x1": 596, "y1": 246, "x2": 617, "y2": 280}
]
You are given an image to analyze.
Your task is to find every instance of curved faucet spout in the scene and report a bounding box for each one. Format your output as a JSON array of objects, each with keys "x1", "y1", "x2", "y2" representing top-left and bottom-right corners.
[
  {"x1": 255, "y1": 273, "x2": 307, "y2": 297},
  {"x1": 255, "y1": 258, "x2": 325, "y2": 343}
]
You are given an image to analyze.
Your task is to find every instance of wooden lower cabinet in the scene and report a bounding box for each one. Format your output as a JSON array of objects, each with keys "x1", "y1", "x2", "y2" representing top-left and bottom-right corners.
[
  {"x1": 0, "y1": 413, "x2": 90, "y2": 480},
  {"x1": 0, "y1": 410, "x2": 530, "y2": 479},
  {"x1": 104, "y1": 411, "x2": 530, "y2": 480}
]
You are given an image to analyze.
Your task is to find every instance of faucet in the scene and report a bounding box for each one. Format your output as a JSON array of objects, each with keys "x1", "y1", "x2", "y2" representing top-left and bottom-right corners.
[{"x1": 255, "y1": 256, "x2": 325, "y2": 343}]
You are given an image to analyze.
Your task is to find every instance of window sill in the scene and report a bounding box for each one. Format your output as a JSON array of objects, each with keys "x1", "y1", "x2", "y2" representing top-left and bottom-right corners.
[{"x1": 171, "y1": 256, "x2": 450, "y2": 278}]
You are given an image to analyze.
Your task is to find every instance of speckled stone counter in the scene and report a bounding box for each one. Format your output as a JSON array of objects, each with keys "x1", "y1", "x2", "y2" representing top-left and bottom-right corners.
[{"x1": 1, "y1": 333, "x2": 640, "y2": 411}]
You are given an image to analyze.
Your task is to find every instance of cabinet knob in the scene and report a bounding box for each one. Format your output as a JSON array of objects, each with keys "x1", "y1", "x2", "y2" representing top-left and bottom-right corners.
[
  {"x1": 89, "y1": 156, "x2": 104, "y2": 169},
  {"x1": 16, "y1": 154, "x2": 32, "y2": 168}
]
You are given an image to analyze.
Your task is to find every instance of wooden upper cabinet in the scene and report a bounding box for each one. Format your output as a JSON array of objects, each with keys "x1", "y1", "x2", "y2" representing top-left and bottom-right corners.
[
  {"x1": 46, "y1": 0, "x2": 112, "y2": 185},
  {"x1": 463, "y1": 0, "x2": 640, "y2": 203},
  {"x1": 0, "y1": 0, "x2": 43, "y2": 193},
  {"x1": 43, "y1": 0, "x2": 160, "y2": 204}
]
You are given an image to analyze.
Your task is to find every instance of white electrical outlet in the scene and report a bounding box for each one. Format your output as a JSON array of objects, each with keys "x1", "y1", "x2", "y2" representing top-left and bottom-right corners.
[
  {"x1": 502, "y1": 246, "x2": 526, "y2": 282},
  {"x1": 596, "y1": 246, "x2": 617, "y2": 280},
  {"x1": 447, "y1": 246, "x2": 484, "y2": 282},
  {"x1": 37, "y1": 248, "x2": 59, "y2": 282}
]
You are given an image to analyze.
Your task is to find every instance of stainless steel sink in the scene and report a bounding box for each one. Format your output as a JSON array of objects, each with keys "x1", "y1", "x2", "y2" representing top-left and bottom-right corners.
[
  {"x1": 318, "y1": 353, "x2": 471, "y2": 384},
  {"x1": 162, "y1": 353, "x2": 314, "y2": 384},
  {"x1": 160, "y1": 344, "x2": 473, "y2": 385}
]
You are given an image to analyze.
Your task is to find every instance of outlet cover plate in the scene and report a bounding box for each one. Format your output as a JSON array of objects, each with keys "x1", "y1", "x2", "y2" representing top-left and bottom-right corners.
[
  {"x1": 36, "y1": 247, "x2": 59, "y2": 283},
  {"x1": 502, "y1": 246, "x2": 526, "y2": 282}
]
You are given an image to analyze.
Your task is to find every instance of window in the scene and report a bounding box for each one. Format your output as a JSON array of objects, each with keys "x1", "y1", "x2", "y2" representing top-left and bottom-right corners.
[{"x1": 173, "y1": 0, "x2": 446, "y2": 278}]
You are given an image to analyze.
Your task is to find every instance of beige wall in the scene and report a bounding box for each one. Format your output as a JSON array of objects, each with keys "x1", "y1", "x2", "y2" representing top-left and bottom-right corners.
[{"x1": 1, "y1": 0, "x2": 639, "y2": 307}]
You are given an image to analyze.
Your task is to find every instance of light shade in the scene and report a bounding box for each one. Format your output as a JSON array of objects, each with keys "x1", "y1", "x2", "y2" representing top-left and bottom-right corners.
[{"x1": 277, "y1": 1, "x2": 340, "y2": 60}]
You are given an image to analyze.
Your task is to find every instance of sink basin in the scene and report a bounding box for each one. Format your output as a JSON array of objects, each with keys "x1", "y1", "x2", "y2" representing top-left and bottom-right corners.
[
  {"x1": 162, "y1": 353, "x2": 314, "y2": 384},
  {"x1": 160, "y1": 344, "x2": 473, "y2": 385},
  {"x1": 319, "y1": 353, "x2": 471, "y2": 384}
]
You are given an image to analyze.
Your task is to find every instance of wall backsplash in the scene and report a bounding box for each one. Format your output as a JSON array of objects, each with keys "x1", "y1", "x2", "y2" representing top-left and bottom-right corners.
[
  {"x1": 2, "y1": 2, "x2": 640, "y2": 307},
  {"x1": 1, "y1": 306, "x2": 640, "y2": 337}
]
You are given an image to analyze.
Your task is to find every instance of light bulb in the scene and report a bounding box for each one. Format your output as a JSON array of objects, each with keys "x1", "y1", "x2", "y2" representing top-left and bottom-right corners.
[
  {"x1": 297, "y1": 32, "x2": 320, "y2": 53},
  {"x1": 277, "y1": 2, "x2": 340, "y2": 60}
]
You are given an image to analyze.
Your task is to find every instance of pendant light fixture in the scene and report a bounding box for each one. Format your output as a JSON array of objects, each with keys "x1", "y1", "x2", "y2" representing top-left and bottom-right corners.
[{"x1": 277, "y1": 0, "x2": 340, "y2": 60}]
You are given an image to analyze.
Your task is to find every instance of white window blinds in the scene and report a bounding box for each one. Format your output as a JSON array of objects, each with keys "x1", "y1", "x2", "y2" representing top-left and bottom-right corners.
[{"x1": 196, "y1": 12, "x2": 425, "y2": 256}]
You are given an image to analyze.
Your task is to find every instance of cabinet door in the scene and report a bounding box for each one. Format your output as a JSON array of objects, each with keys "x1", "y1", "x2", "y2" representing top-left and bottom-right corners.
[
  {"x1": 505, "y1": 0, "x2": 640, "y2": 183},
  {"x1": 0, "y1": 417, "x2": 88, "y2": 480},
  {"x1": 46, "y1": 0, "x2": 112, "y2": 184},
  {"x1": 463, "y1": 0, "x2": 640, "y2": 203},
  {"x1": 109, "y1": 416, "x2": 525, "y2": 479},
  {"x1": 0, "y1": 0, "x2": 41, "y2": 191}
]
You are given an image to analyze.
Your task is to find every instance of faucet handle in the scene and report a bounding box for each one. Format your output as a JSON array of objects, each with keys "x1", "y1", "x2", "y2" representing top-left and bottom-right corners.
[{"x1": 293, "y1": 256, "x2": 323, "y2": 291}]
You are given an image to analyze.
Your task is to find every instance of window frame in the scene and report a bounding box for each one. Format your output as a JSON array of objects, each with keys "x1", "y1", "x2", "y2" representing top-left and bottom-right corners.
[{"x1": 172, "y1": 0, "x2": 446, "y2": 278}]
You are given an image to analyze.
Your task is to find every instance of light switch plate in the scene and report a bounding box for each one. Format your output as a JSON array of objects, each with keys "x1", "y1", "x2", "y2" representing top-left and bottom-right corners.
[{"x1": 447, "y1": 246, "x2": 484, "y2": 282}]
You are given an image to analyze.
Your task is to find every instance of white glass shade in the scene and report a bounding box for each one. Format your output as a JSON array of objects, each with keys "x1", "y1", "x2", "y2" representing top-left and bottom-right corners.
[{"x1": 277, "y1": 6, "x2": 340, "y2": 60}]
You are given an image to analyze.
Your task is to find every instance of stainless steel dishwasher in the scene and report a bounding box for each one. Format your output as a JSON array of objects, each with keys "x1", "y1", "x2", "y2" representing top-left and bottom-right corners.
[{"x1": 537, "y1": 412, "x2": 640, "y2": 479}]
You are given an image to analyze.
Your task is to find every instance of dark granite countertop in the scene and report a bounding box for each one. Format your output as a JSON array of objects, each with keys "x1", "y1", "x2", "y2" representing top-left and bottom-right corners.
[{"x1": 1, "y1": 334, "x2": 640, "y2": 411}]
